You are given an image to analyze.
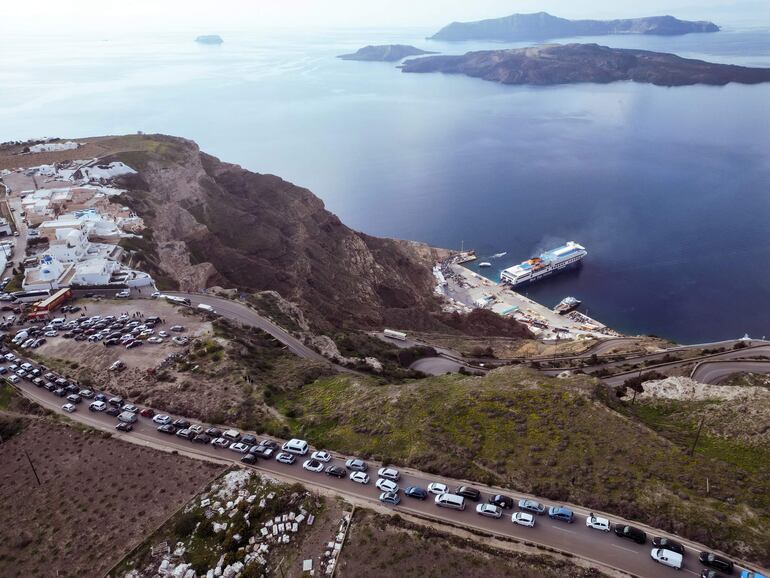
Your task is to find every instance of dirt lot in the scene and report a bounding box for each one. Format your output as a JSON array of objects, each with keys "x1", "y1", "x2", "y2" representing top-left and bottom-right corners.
[
  {"x1": 32, "y1": 298, "x2": 211, "y2": 372},
  {"x1": 0, "y1": 418, "x2": 224, "y2": 578},
  {"x1": 337, "y1": 509, "x2": 606, "y2": 578}
]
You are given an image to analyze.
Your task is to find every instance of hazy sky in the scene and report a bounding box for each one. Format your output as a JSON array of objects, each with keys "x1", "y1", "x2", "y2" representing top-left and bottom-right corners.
[{"x1": 1, "y1": 0, "x2": 766, "y2": 33}]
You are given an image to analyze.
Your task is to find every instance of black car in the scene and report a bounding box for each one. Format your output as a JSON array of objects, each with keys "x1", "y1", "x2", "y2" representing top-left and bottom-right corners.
[
  {"x1": 614, "y1": 525, "x2": 647, "y2": 544},
  {"x1": 488, "y1": 494, "x2": 515, "y2": 509},
  {"x1": 241, "y1": 434, "x2": 258, "y2": 445},
  {"x1": 251, "y1": 445, "x2": 275, "y2": 459},
  {"x1": 105, "y1": 338, "x2": 120, "y2": 347},
  {"x1": 259, "y1": 439, "x2": 279, "y2": 450},
  {"x1": 94, "y1": 393, "x2": 107, "y2": 402},
  {"x1": 193, "y1": 434, "x2": 213, "y2": 444},
  {"x1": 652, "y1": 536, "x2": 685, "y2": 556},
  {"x1": 173, "y1": 419, "x2": 191, "y2": 429},
  {"x1": 700, "y1": 570, "x2": 725, "y2": 578},
  {"x1": 205, "y1": 427, "x2": 222, "y2": 437},
  {"x1": 325, "y1": 465, "x2": 346, "y2": 478},
  {"x1": 241, "y1": 453, "x2": 257, "y2": 465},
  {"x1": 157, "y1": 424, "x2": 176, "y2": 434},
  {"x1": 53, "y1": 388, "x2": 67, "y2": 397},
  {"x1": 115, "y1": 422, "x2": 133, "y2": 432},
  {"x1": 66, "y1": 394, "x2": 82, "y2": 404},
  {"x1": 106, "y1": 407, "x2": 121, "y2": 417},
  {"x1": 64, "y1": 384, "x2": 80, "y2": 394},
  {"x1": 43, "y1": 382, "x2": 57, "y2": 392},
  {"x1": 698, "y1": 551, "x2": 734, "y2": 574},
  {"x1": 455, "y1": 486, "x2": 481, "y2": 502}
]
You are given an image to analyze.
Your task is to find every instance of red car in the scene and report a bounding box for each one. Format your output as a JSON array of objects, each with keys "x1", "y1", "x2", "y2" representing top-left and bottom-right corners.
[{"x1": 139, "y1": 408, "x2": 155, "y2": 418}]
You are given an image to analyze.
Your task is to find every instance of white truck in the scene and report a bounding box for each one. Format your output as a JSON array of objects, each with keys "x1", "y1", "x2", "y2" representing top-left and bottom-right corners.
[{"x1": 196, "y1": 303, "x2": 217, "y2": 315}]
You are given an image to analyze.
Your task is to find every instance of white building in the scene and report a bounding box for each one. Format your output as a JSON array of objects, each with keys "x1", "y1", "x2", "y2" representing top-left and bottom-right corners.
[
  {"x1": 47, "y1": 228, "x2": 89, "y2": 263},
  {"x1": 71, "y1": 257, "x2": 119, "y2": 286}
]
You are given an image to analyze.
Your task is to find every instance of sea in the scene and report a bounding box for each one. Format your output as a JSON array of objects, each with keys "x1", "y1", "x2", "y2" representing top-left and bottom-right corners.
[{"x1": 1, "y1": 25, "x2": 769, "y2": 343}]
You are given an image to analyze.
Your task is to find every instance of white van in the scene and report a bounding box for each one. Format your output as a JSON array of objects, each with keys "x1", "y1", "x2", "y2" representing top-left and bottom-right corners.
[
  {"x1": 117, "y1": 411, "x2": 138, "y2": 424},
  {"x1": 650, "y1": 548, "x2": 683, "y2": 570},
  {"x1": 435, "y1": 493, "x2": 466, "y2": 511},
  {"x1": 222, "y1": 429, "x2": 241, "y2": 442},
  {"x1": 12, "y1": 331, "x2": 28, "y2": 344},
  {"x1": 282, "y1": 438, "x2": 309, "y2": 455},
  {"x1": 51, "y1": 318, "x2": 66, "y2": 327},
  {"x1": 197, "y1": 303, "x2": 216, "y2": 314}
]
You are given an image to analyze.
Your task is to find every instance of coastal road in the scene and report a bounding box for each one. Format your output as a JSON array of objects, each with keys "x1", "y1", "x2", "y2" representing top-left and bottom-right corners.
[
  {"x1": 10, "y1": 377, "x2": 765, "y2": 578},
  {"x1": 163, "y1": 291, "x2": 328, "y2": 364},
  {"x1": 691, "y1": 359, "x2": 770, "y2": 384}
]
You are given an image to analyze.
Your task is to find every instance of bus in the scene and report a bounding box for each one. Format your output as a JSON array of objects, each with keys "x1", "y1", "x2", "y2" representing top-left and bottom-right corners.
[
  {"x1": 164, "y1": 295, "x2": 191, "y2": 307},
  {"x1": 11, "y1": 289, "x2": 51, "y2": 303},
  {"x1": 383, "y1": 328, "x2": 407, "y2": 341}
]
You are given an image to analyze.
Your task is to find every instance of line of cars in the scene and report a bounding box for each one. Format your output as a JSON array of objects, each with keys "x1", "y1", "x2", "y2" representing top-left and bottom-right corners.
[{"x1": 5, "y1": 355, "x2": 762, "y2": 578}]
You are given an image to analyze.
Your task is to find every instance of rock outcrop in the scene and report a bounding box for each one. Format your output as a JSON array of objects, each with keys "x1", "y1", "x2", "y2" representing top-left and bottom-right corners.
[
  {"x1": 400, "y1": 43, "x2": 770, "y2": 87},
  {"x1": 429, "y1": 12, "x2": 719, "y2": 42},
  {"x1": 338, "y1": 44, "x2": 437, "y2": 62}
]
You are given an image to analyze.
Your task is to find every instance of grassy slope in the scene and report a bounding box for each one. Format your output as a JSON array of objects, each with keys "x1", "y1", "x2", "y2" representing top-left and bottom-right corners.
[{"x1": 277, "y1": 367, "x2": 770, "y2": 565}]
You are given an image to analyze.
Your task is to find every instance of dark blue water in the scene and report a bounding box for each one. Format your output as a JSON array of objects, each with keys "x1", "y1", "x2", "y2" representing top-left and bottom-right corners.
[{"x1": 0, "y1": 27, "x2": 769, "y2": 342}]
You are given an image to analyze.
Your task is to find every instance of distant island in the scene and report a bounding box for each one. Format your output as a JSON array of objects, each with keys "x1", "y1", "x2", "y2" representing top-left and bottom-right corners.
[
  {"x1": 400, "y1": 44, "x2": 770, "y2": 87},
  {"x1": 429, "y1": 12, "x2": 719, "y2": 42},
  {"x1": 195, "y1": 35, "x2": 223, "y2": 45},
  {"x1": 338, "y1": 44, "x2": 437, "y2": 62}
]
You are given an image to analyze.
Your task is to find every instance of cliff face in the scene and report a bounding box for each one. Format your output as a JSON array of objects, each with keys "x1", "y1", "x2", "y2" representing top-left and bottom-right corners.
[
  {"x1": 111, "y1": 135, "x2": 449, "y2": 331},
  {"x1": 430, "y1": 12, "x2": 719, "y2": 42},
  {"x1": 400, "y1": 43, "x2": 770, "y2": 87}
]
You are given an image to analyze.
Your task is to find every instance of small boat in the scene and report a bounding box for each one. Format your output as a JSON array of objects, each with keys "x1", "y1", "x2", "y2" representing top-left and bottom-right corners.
[
  {"x1": 491, "y1": 252, "x2": 507, "y2": 259},
  {"x1": 478, "y1": 262, "x2": 492, "y2": 268},
  {"x1": 554, "y1": 296, "x2": 581, "y2": 315}
]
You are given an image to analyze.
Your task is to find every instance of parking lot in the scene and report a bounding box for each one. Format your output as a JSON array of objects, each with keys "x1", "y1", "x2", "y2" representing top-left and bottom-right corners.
[{"x1": 16, "y1": 298, "x2": 212, "y2": 372}]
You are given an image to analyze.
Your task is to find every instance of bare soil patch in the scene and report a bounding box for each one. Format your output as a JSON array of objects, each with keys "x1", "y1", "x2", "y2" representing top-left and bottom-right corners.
[
  {"x1": 0, "y1": 419, "x2": 223, "y2": 578},
  {"x1": 337, "y1": 509, "x2": 606, "y2": 578}
]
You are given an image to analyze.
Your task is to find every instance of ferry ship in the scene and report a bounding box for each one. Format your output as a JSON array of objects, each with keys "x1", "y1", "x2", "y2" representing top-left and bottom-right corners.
[{"x1": 500, "y1": 241, "x2": 587, "y2": 287}]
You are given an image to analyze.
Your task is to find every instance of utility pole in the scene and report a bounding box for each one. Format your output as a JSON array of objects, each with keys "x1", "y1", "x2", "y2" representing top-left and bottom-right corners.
[
  {"x1": 24, "y1": 449, "x2": 41, "y2": 486},
  {"x1": 690, "y1": 415, "x2": 706, "y2": 456}
]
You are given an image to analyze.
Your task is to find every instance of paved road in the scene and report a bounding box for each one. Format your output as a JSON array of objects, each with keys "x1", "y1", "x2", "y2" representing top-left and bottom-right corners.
[
  {"x1": 10, "y1": 376, "x2": 764, "y2": 578},
  {"x1": 691, "y1": 359, "x2": 770, "y2": 384},
  {"x1": 164, "y1": 292, "x2": 328, "y2": 364},
  {"x1": 602, "y1": 344, "x2": 770, "y2": 387}
]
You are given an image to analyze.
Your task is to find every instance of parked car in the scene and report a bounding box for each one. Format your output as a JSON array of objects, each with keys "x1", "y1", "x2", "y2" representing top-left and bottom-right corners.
[
  {"x1": 377, "y1": 467, "x2": 400, "y2": 481},
  {"x1": 488, "y1": 495, "x2": 515, "y2": 509},
  {"x1": 106, "y1": 407, "x2": 121, "y2": 417},
  {"x1": 517, "y1": 499, "x2": 546, "y2": 515},
  {"x1": 282, "y1": 438, "x2": 308, "y2": 455},
  {"x1": 511, "y1": 512, "x2": 536, "y2": 527},
  {"x1": 157, "y1": 424, "x2": 176, "y2": 434},
  {"x1": 108, "y1": 396, "x2": 124, "y2": 407},
  {"x1": 651, "y1": 548, "x2": 683, "y2": 570},
  {"x1": 176, "y1": 429, "x2": 195, "y2": 440},
  {"x1": 585, "y1": 514, "x2": 611, "y2": 532},
  {"x1": 241, "y1": 434, "x2": 258, "y2": 445},
  {"x1": 122, "y1": 404, "x2": 139, "y2": 413},
  {"x1": 698, "y1": 552, "x2": 734, "y2": 574},
  {"x1": 548, "y1": 506, "x2": 574, "y2": 523},
  {"x1": 615, "y1": 525, "x2": 647, "y2": 544},
  {"x1": 251, "y1": 445, "x2": 275, "y2": 459},
  {"x1": 455, "y1": 486, "x2": 481, "y2": 502},
  {"x1": 739, "y1": 572, "x2": 768, "y2": 578},
  {"x1": 173, "y1": 418, "x2": 191, "y2": 429},
  {"x1": 229, "y1": 442, "x2": 250, "y2": 453},
  {"x1": 275, "y1": 452, "x2": 296, "y2": 465},
  {"x1": 349, "y1": 471, "x2": 370, "y2": 485},
  {"x1": 345, "y1": 458, "x2": 368, "y2": 472},
  {"x1": 115, "y1": 290, "x2": 130, "y2": 299},
  {"x1": 427, "y1": 482, "x2": 448, "y2": 495},
  {"x1": 476, "y1": 503, "x2": 502, "y2": 519},
  {"x1": 152, "y1": 414, "x2": 172, "y2": 425},
  {"x1": 115, "y1": 422, "x2": 133, "y2": 432},
  {"x1": 193, "y1": 434, "x2": 213, "y2": 444},
  {"x1": 241, "y1": 454, "x2": 257, "y2": 465},
  {"x1": 66, "y1": 394, "x2": 82, "y2": 404},
  {"x1": 302, "y1": 459, "x2": 324, "y2": 473},
  {"x1": 379, "y1": 491, "x2": 400, "y2": 506},
  {"x1": 325, "y1": 465, "x2": 346, "y2": 478},
  {"x1": 652, "y1": 536, "x2": 685, "y2": 556},
  {"x1": 78, "y1": 389, "x2": 95, "y2": 398},
  {"x1": 205, "y1": 427, "x2": 223, "y2": 437},
  {"x1": 211, "y1": 437, "x2": 230, "y2": 449},
  {"x1": 311, "y1": 450, "x2": 332, "y2": 463},
  {"x1": 404, "y1": 486, "x2": 428, "y2": 500},
  {"x1": 89, "y1": 401, "x2": 107, "y2": 412},
  {"x1": 375, "y1": 479, "x2": 399, "y2": 494},
  {"x1": 139, "y1": 408, "x2": 155, "y2": 418},
  {"x1": 62, "y1": 403, "x2": 76, "y2": 413}
]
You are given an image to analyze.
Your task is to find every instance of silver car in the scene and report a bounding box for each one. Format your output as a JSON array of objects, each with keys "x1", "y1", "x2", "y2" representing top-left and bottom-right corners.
[{"x1": 517, "y1": 499, "x2": 546, "y2": 515}]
